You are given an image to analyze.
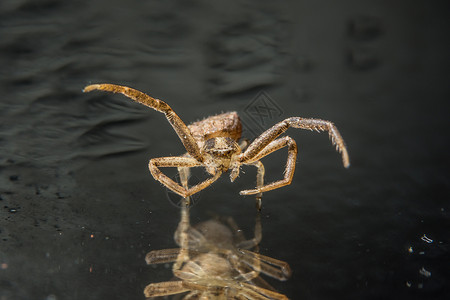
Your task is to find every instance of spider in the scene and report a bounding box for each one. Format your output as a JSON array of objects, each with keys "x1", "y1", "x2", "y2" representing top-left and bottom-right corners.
[
  {"x1": 144, "y1": 215, "x2": 291, "y2": 299},
  {"x1": 144, "y1": 172, "x2": 291, "y2": 299},
  {"x1": 84, "y1": 83, "x2": 350, "y2": 202}
]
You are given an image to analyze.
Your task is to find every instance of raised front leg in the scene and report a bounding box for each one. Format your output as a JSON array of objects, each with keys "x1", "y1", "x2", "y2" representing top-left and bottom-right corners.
[
  {"x1": 241, "y1": 136, "x2": 297, "y2": 195},
  {"x1": 148, "y1": 156, "x2": 221, "y2": 198},
  {"x1": 84, "y1": 84, "x2": 204, "y2": 162},
  {"x1": 240, "y1": 117, "x2": 349, "y2": 168}
]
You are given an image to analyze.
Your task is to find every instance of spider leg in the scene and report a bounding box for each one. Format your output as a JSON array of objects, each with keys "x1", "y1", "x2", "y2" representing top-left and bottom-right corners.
[
  {"x1": 232, "y1": 253, "x2": 261, "y2": 282},
  {"x1": 173, "y1": 205, "x2": 191, "y2": 273},
  {"x1": 173, "y1": 261, "x2": 205, "y2": 281},
  {"x1": 144, "y1": 167, "x2": 196, "y2": 298},
  {"x1": 226, "y1": 210, "x2": 263, "y2": 284},
  {"x1": 146, "y1": 248, "x2": 181, "y2": 265},
  {"x1": 83, "y1": 84, "x2": 204, "y2": 162},
  {"x1": 173, "y1": 204, "x2": 193, "y2": 275},
  {"x1": 240, "y1": 282, "x2": 289, "y2": 300},
  {"x1": 149, "y1": 156, "x2": 221, "y2": 198},
  {"x1": 239, "y1": 138, "x2": 250, "y2": 151},
  {"x1": 143, "y1": 280, "x2": 189, "y2": 297},
  {"x1": 179, "y1": 282, "x2": 223, "y2": 296},
  {"x1": 229, "y1": 163, "x2": 264, "y2": 282},
  {"x1": 248, "y1": 161, "x2": 265, "y2": 210},
  {"x1": 183, "y1": 290, "x2": 203, "y2": 299},
  {"x1": 146, "y1": 248, "x2": 204, "y2": 265},
  {"x1": 173, "y1": 165, "x2": 192, "y2": 247},
  {"x1": 248, "y1": 275, "x2": 278, "y2": 293},
  {"x1": 240, "y1": 136, "x2": 297, "y2": 195},
  {"x1": 174, "y1": 207, "x2": 207, "y2": 250},
  {"x1": 171, "y1": 164, "x2": 201, "y2": 273},
  {"x1": 239, "y1": 250, "x2": 292, "y2": 281},
  {"x1": 233, "y1": 209, "x2": 262, "y2": 250},
  {"x1": 231, "y1": 228, "x2": 262, "y2": 283},
  {"x1": 240, "y1": 117, "x2": 349, "y2": 168}
]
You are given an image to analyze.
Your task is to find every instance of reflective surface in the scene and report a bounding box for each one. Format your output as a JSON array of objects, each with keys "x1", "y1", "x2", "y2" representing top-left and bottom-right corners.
[{"x1": 1, "y1": 0, "x2": 449, "y2": 299}]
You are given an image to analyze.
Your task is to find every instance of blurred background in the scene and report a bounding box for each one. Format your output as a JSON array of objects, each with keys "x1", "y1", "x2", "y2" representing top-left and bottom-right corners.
[{"x1": 1, "y1": 0, "x2": 449, "y2": 299}]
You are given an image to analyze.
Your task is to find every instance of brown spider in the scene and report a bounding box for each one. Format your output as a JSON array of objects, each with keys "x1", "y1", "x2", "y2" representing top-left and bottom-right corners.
[
  {"x1": 84, "y1": 83, "x2": 350, "y2": 201},
  {"x1": 145, "y1": 216, "x2": 291, "y2": 299},
  {"x1": 144, "y1": 170, "x2": 291, "y2": 299}
]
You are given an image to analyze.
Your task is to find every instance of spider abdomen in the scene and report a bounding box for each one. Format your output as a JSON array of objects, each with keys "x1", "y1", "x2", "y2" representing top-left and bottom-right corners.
[{"x1": 188, "y1": 112, "x2": 242, "y2": 149}]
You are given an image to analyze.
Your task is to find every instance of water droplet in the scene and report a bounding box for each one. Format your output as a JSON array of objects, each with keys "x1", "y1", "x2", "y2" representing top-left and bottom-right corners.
[
  {"x1": 421, "y1": 234, "x2": 433, "y2": 243},
  {"x1": 419, "y1": 267, "x2": 431, "y2": 278}
]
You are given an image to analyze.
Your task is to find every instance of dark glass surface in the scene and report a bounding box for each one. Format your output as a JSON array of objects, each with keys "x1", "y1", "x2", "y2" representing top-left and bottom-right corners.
[{"x1": 1, "y1": 1, "x2": 449, "y2": 299}]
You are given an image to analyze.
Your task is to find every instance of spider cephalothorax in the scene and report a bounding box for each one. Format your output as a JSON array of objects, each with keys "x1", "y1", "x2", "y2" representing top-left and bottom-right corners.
[
  {"x1": 84, "y1": 83, "x2": 350, "y2": 201},
  {"x1": 202, "y1": 136, "x2": 241, "y2": 175}
]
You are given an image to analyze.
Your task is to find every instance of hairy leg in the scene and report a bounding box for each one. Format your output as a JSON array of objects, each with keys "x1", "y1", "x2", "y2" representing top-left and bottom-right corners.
[
  {"x1": 149, "y1": 156, "x2": 221, "y2": 198},
  {"x1": 84, "y1": 83, "x2": 204, "y2": 162},
  {"x1": 241, "y1": 137, "x2": 297, "y2": 195},
  {"x1": 146, "y1": 248, "x2": 180, "y2": 265},
  {"x1": 172, "y1": 205, "x2": 190, "y2": 274},
  {"x1": 173, "y1": 165, "x2": 193, "y2": 272},
  {"x1": 240, "y1": 117, "x2": 349, "y2": 168},
  {"x1": 248, "y1": 160, "x2": 265, "y2": 210}
]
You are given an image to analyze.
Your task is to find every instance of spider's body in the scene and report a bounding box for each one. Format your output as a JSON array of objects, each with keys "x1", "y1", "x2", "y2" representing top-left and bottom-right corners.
[
  {"x1": 84, "y1": 84, "x2": 350, "y2": 202},
  {"x1": 188, "y1": 111, "x2": 242, "y2": 149},
  {"x1": 202, "y1": 136, "x2": 241, "y2": 175},
  {"x1": 188, "y1": 111, "x2": 243, "y2": 178}
]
